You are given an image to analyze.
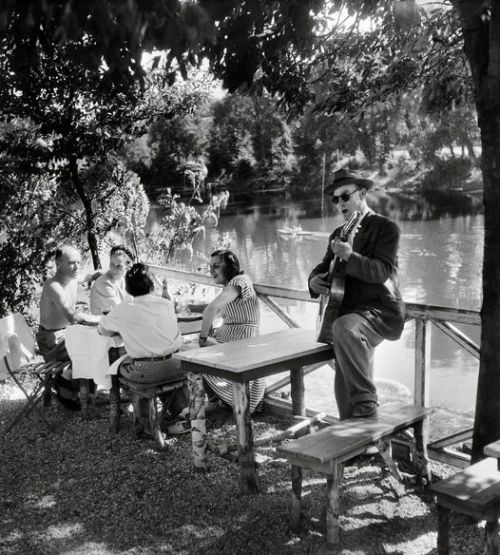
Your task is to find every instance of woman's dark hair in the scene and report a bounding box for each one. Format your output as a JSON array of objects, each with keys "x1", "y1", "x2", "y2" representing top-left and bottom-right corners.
[
  {"x1": 110, "y1": 244, "x2": 134, "y2": 261},
  {"x1": 210, "y1": 249, "x2": 243, "y2": 282},
  {"x1": 125, "y1": 263, "x2": 154, "y2": 297}
]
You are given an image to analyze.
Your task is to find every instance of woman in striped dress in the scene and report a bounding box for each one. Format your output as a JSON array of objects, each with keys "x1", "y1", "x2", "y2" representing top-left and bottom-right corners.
[{"x1": 198, "y1": 250, "x2": 263, "y2": 413}]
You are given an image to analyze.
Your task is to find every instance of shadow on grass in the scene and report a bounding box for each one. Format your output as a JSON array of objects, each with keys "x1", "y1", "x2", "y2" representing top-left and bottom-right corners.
[{"x1": 0, "y1": 403, "x2": 487, "y2": 555}]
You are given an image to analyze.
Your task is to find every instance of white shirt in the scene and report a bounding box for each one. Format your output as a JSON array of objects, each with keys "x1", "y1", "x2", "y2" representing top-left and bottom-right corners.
[
  {"x1": 98, "y1": 294, "x2": 182, "y2": 358},
  {"x1": 90, "y1": 274, "x2": 131, "y2": 315}
]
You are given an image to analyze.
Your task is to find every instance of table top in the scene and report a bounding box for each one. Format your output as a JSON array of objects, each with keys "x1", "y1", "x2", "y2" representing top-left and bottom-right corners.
[{"x1": 174, "y1": 328, "x2": 333, "y2": 382}]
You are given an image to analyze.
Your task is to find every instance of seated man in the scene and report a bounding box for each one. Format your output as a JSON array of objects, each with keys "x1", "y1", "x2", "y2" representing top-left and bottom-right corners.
[
  {"x1": 98, "y1": 263, "x2": 188, "y2": 436},
  {"x1": 36, "y1": 245, "x2": 101, "y2": 409},
  {"x1": 90, "y1": 245, "x2": 133, "y2": 315}
]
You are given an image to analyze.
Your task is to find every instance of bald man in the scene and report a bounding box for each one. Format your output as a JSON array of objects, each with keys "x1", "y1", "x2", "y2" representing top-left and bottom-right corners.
[
  {"x1": 37, "y1": 245, "x2": 100, "y2": 360},
  {"x1": 36, "y1": 246, "x2": 101, "y2": 409}
]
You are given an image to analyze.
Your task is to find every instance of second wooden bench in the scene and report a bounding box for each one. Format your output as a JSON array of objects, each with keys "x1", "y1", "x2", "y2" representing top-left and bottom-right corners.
[{"x1": 277, "y1": 402, "x2": 432, "y2": 548}]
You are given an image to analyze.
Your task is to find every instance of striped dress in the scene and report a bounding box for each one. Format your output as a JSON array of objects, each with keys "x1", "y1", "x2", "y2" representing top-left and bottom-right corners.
[{"x1": 204, "y1": 273, "x2": 265, "y2": 413}]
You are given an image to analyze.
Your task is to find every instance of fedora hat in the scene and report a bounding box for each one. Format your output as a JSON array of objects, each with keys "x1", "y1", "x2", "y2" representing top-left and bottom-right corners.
[{"x1": 325, "y1": 169, "x2": 374, "y2": 194}]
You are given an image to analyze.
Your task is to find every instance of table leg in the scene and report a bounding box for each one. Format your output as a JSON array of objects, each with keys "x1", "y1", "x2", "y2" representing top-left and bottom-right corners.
[
  {"x1": 290, "y1": 367, "x2": 306, "y2": 417},
  {"x1": 187, "y1": 371, "x2": 208, "y2": 472},
  {"x1": 414, "y1": 417, "x2": 431, "y2": 485},
  {"x1": 232, "y1": 381, "x2": 260, "y2": 494}
]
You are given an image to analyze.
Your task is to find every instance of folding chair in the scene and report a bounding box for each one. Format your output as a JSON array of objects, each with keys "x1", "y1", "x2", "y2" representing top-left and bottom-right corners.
[{"x1": 0, "y1": 313, "x2": 70, "y2": 435}]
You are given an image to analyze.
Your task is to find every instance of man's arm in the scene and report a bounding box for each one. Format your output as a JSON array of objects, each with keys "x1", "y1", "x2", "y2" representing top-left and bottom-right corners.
[
  {"x1": 47, "y1": 282, "x2": 97, "y2": 325},
  {"x1": 98, "y1": 309, "x2": 121, "y2": 337},
  {"x1": 346, "y1": 219, "x2": 400, "y2": 284},
  {"x1": 90, "y1": 278, "x2": 121, "y2": 314},
  {"x1": 79, "y1": 269, "x2": 103, "y2": 284}
]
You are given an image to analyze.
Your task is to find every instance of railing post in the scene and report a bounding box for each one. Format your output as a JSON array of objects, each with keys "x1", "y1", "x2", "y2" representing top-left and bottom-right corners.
[{"x1": 414, "y1": 318, "x2": 432, "y2": 407}]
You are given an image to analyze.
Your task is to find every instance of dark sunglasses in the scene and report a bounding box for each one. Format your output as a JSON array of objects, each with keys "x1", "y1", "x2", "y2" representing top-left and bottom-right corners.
[{"x1": 331, "y1": 189, "x2": 359, "y2": 204}]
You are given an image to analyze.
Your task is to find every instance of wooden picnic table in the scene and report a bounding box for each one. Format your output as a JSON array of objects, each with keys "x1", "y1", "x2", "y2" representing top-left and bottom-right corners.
[{"x1": 174, "y1": 328, "x2": 333, "y2": 493}]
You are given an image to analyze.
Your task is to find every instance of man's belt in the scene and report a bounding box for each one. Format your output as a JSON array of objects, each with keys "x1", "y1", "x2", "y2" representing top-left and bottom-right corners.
[
  {"x1": 39, "y1": 325, "x2": 66, "y2": 332},
  {"x1": 133, "y1": 354, "x2": 173, "y2": 362}
]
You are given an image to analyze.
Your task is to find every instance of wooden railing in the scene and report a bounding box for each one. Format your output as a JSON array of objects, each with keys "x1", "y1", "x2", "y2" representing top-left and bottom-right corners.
[{"x1": 150, "y1": 265, "x2": 480, "y2": 468}]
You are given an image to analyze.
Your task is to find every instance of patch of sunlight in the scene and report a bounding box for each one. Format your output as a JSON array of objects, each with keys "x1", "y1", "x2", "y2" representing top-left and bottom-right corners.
[
  {"x1": 175, "y1": 524, "x2": 225, "y2": 539},
  {"x1": 383, "y1": 532, "x2": 437, "y2": 554},
  {"x1": 4, "y1": 530, "x2": 23, "y2": 543},
  {"x1": 42, "y1": 522, "x2": 84, "y2": 540},
  {"x1": 267, "y1": 479, "x2": 298, "y2": 492},
  {"x1": 32, "y1": 495, "x2": 57, "y2": 509},
  {"x1": 1, "y1": 383, "x2": 26, "y2": 400},
  {"x1": 59, "y1": 542, "x2": 115, "y2": 555}
]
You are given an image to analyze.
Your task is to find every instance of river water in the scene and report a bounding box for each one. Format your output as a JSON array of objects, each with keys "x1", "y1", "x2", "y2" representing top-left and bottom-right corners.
[{"x1": 161, "y1": 190, "x2": 484, "y2": 421}]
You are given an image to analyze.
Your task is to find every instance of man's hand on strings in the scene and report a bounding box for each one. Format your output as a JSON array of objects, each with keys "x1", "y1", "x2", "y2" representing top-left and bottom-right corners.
[{"x1": 331, "y1": 238, "x2": 352, "y2": 262}]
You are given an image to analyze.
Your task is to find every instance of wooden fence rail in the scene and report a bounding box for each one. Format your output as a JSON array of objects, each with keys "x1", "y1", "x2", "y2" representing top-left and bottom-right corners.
[{"x1": 150, "y1": 265, "x2": 480, "y2": 468}]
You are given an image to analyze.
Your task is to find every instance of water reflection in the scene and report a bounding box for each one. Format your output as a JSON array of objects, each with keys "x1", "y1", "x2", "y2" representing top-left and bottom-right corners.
[{"x1": 152, "y1": 191, "x2": 483, "y2": 415}]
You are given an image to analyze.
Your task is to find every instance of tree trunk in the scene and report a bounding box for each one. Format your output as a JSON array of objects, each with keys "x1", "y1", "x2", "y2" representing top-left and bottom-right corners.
[
  {"x1": 457, "y1": 0, "x2": 500, "y2": 461},
  {"x1": 69, "y1": 155, "x2": 102, "y2": 270}
]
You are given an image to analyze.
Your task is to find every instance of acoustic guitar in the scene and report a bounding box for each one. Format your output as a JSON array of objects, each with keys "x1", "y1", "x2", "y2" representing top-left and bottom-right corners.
[{"x1": 316, "y1": 211, "x2": 362, "y2": 343}]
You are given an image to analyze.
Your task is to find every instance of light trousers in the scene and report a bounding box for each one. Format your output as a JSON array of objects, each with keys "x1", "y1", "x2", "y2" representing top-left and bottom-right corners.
[{"x1": 332, "y1": 313, "x2": 384, "y2": 420}]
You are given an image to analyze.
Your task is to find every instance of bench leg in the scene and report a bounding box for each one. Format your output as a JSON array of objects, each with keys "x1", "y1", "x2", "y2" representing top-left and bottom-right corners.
[
  {"x1": 187, "y1": 371, "x2": 208, "y2": 472},
  {"x1": 132, "y1": 393, "x2": 147, "y2": 436},
  {"x1": 149, "y1": 396, "x2": 166, "y2": 450},
  {"x1": 290, "y1": 465, "x2": 302, "y2": 533},
  {"x1": 232, "y1": 381, "x2": 260, "y2": 494},
  {"x1": 43, "y1": 373, "x2": 53, "y2": 406},
  {"x1": 109, "y1": 375, "x2": 121, "y2": 433},
  {"x1": 80, "y1": 379, "x2": 90, "y2": 419},
  {"x1": 436, "y1": 504, "x2": 450, "y2": 555},
  {"x1": 414, "y1": 418, "x2": 431, "y2": 485},
  {"x1": 376, "y1": 439, "x2": 405, "y2": 497},
  {"x1": 326, "y1": 462, "x2": 342, "y2": 548},
  {"x1": 485, "y1": 517, "x2": 499, "y2": 555}
]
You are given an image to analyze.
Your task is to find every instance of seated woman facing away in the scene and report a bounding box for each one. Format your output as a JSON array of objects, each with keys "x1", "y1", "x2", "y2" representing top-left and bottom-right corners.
[
  {"x1": 199, "y1": 249, "x2": 264, "y2": 413},
  {"x1": 98, "y1": 263, "x2": 188, "y2": 436}
]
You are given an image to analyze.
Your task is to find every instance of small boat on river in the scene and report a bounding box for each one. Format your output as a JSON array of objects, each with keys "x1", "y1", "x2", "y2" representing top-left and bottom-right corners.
[{"x1": 278, "y1": 226, "x2": 313, "y2": 237}]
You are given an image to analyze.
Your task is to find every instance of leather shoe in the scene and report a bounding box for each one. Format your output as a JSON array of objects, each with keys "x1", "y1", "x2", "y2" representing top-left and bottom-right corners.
[{"x1": 352, "y1": 401, "x2": 378, "y2": 418}]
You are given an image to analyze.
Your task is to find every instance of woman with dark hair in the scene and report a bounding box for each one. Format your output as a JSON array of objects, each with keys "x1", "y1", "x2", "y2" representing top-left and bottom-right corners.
[
  {"x1": 98, "y1": 263, "x2": 188, "y2": 435},
  {"x1": 90, "y1": 244, "x2": 133, "y2": 315},
  {"x1": 199, "y1": 250, "x2": 263, "y2": 413}
]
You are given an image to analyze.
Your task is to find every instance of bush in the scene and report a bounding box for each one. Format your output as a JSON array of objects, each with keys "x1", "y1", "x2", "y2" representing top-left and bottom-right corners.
[{"x1": 421, "y1": 157, "x2": 472, "y2": 191}]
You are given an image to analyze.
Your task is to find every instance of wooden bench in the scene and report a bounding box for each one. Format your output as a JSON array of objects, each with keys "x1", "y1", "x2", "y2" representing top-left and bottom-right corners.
[
  {"x1": 431, "y1": 458, "x2": 500, "y2": 554},
  {"x1": 110, "y1": 375, "x2": 186, "y2": 450},
  {"x1": 277, "y1": 402, "x2": 432, "y2": 548}
]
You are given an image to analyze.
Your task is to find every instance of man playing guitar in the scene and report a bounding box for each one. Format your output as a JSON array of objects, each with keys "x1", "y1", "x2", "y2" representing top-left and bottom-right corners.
[{"x1": 308, "y1": 169, "x2": 405, "y2": 419}]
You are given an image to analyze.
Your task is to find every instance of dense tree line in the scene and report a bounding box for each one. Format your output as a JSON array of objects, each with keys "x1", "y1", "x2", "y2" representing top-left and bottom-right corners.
[{"x1": 128, "y1": 86, "x2": 479, "y2": 200}]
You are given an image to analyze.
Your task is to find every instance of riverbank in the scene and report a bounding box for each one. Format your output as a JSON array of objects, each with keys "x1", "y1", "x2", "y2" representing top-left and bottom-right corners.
[{"x1": 0, "y1": 390, "x2": 488, "y2": 555}]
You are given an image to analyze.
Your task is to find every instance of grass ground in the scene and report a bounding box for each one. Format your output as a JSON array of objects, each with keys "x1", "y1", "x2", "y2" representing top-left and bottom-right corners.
[{"x1": 0, "y1": 384, "x2": 489, "y2": 555}]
